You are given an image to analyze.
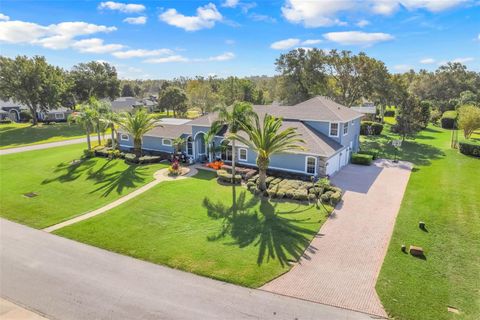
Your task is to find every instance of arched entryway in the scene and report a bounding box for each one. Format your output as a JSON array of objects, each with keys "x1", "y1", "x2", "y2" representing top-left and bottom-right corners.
[{"x1": 194, "y1": 132, "x2": 206, "y2": 161}]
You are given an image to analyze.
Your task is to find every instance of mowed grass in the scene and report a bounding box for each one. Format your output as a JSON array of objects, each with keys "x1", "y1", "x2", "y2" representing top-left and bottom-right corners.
[
  {"x1": 0, "y1": 122, "x2": 88, "y2": 149},
  {"x1": 0, "y1": 144, "x2": 168, "y2": 228},
  {"x1": 55, "y1": 170, "x2": 329, "y2": 288},
  {"x1": 363, "y1": 125, "x2": 480, "y2": 320}
]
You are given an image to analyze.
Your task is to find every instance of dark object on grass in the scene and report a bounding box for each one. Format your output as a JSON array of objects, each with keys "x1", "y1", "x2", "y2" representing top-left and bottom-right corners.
[
  {"x1": 23, "y1": 192, "x2": 38, "y2": 198},
  {"x1": 401, "y1": 244, "x2": 406, "y2": 252},
  {"x1": 419, "y1": 221, "x2": 426, "y2": 230},
  {"x1": 409, "y1": 245, "x2": 424, "y2": 257}
]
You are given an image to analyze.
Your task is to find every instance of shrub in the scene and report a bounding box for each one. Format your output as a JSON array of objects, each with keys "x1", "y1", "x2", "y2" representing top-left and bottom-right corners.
[
  {"x1": 0, "y1": 119, "x2": 12, "y2": 124},
  {"x1": 330, "y1": 191, "x2": 342, "y2": 206},
  {"x1": 106, "y1": 138, "x2": 113, "y2": 147},
  {"x1": 430, "y1": 108, "x2": 442, "y2": 125},
  {"x1": 20, "y1": 110, "x2": 32, "y2": 121},
  {"x1": 285, "y1": 189, "x2": 295, "y2": 199},
  {"x1": 459, "y1": 141, "x2": 480, "y2": 157},
  {"x1": 265, "y1": 176, "x2": 275, "y2": 187},
  {"x1": 246, "y1": 181, "x2": 255, "y2": 189},
  {"x1": 309, "y1": 186, "x2": 323, "y2": 196},
  {"x1": 217, "y1": 169, "x2": 242, "y2": 184},
  {"x1": 320, "y1": 191, "x2": 333, "y2": 203},
  {"x1": 109, "y1": 149, "x2": 121, "y2": 158},
  {"x1": 206, "y1": 160, "x2": 224, "y2": 170},
  {"x1": 293, "y1": 189, "x2": 309, "y2": 201},
  {"x1": 357, "y1": 150, "x2": 378, "y2": 160},
  {"x1": 360, "y1": 121, "x2": 383, "y2": 135},
  {"x1": 308, "y1": 193, "x2": 317, "y2": 202},
  {"x1": 139, "y1": 155, "x2": 161, "y2": 164},
  {"x1": 441, "y1": 111, "x2": 458, "y2": 129},
  {"x1": 276, "y1": 191, "x2": 285, "y2": 199},
  {"x1": 315, "y1": 177, "x2": 330, "y2": 188},
  {"x1": 94, "y1": 147, "x2": 110, "y2": 157},
  {"x1": 351, "y1": 153, "x2": 373, "y2": 165},
  {"x1": 248, "y1": 174, "x2": 259, "y2": 184},
  {"x1": 168, "y1": 160, "x2": 181, "y2": 175},
  {"x1": 83, "y1": 149, "x2": 95, "y2": 158},
  {"x1": 125, "y1": 153, "x2": 138, "y2": 163}
]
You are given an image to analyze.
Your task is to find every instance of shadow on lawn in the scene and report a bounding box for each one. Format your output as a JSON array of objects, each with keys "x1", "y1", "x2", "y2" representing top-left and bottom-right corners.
[
  {"x1": 42, "y1": 158, "x2": 149, "y2": 197},
  {"x1": 204, "y1": 186, "x2": 318, "y2": 267}
]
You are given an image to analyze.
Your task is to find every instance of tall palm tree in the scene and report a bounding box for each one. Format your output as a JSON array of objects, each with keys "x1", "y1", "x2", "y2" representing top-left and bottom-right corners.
[
  {"x1": 215, "y1": 102, "x2": 255, "y2": 181},
  {"x1": 101, "y1": 110, "x2": 119, "y2": 149},
  {"x1": 69, "y1": 104, "x2": 96, "y2": 151},
  {"x1": 117, "y1": 109, "x2": 159, "y2": 158},
  {"x1": 204, "y1": 121, "x2": 222, "y2": 162},
  {"x1": 232, "y1": 113, "x2": 305, "y2": 191},
  {"x1": 90, "y1": 98, "x2": 111, "y2": 145}
]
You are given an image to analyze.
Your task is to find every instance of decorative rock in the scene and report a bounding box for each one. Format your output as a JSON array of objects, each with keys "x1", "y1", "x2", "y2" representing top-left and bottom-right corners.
[
  {"x1": 419, "y1": 221, "x2": 426, "y2": 230},
  {"x1": 401, "y1": 244, "x2": 406, "y2": 252},
  {"x1": 409, "y1": 245, "x2": 424, "y2": 256}
]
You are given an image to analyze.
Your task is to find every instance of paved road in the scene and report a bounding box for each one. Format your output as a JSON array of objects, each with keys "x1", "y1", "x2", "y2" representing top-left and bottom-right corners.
[
  {"x1": 262, "y1": 160, "x2": 412, "y2": 317},
  {"x1": 0, "y1": 219, "x2": 372, "y2": 320},
  {"x1": 0, "y1": 137, "x2": 88, "y2": 155},
  {"x1": 1, "y1": 298, "x2": 48, "y2": 320}
]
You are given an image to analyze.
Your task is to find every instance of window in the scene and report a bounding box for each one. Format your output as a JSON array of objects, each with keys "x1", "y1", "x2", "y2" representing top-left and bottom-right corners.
[
  {"x1": 306, "y1": 156, "x2": 317, "y2": 174},
  {"x1": 162, "y1": 139, "x2": 172, "y2": 146},
  {"x1": 238, "y1": 148, "x2": 247, "y2": 161},
  {"x1": 329, "y1": 123, "x2": 339, "y2": 137},
  {"x1": 187, "y1": 141, "x2": 193, "y2": 155},
  {"x1": 54, "y1": 113, "x2": 64, "y2": 120},
  {"x1": 120, "y1": 134, "x2": 129, "y2": 141},
  {"x1": 343, "y1": 122, "x2": 349, "y2": 135}
]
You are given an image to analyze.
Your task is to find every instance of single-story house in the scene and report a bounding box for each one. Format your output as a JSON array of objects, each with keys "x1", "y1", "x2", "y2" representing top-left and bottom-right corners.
[
  {"x1": 118, "y1": 96, "x2": 363, "y2": 177},
  {"x1": 0, "y1": 99, "x2": 71, "y2": 122},
  {"x1": 37, "y1": 108, "x2": 72, "y2": 122},
  {"x1": 351, "y1": 102, "x2": 376, "y2": 120},
  {"x1": 110, "y1": 97, "x2": 157, "y2": 113}
]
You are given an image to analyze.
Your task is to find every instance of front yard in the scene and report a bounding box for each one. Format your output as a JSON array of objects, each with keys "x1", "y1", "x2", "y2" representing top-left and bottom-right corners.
[
  {"x1": 0, "y1": 122, "x2": 88, "y2": 149},
  {"x1": 0, "y1": 144, "x2": 168, "y2": 228},
  {"x1": 55, "y1": 169, "x2": 329, "y2": 288},
  {"x1": 363, "y1": 124, "x2": 480, "y2": 320}
]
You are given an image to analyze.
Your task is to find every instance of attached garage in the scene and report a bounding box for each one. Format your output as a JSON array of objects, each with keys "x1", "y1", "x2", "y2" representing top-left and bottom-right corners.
[{"x1": 325, "y1": 148, "x2": 349, "y2": 177}]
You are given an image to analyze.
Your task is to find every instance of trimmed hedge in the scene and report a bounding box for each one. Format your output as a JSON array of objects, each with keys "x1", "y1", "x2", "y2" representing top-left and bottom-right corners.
[
  {"x1": 357, "y1": 150, "x2": 378, "y2": 160},
  {"x1": 441, "y1": 111, "x2": 457, "y2": 129},
  {"x1": 125, "y1": 153, "x2": 138, "y2": 163},
  {"x1": 351, "y1": 153, "x2": 373, "y2": 165},
  {"x1": 459, "y1": 141, "x2": 480, "y2": 157},
  {"x1": 0, "y1": 119, "x2": 12, "y2": 124},
  {"x1": 217, "y1": 169, "x2": 242, "y2": 184},
  {"x1": 360, "y1": 121, "x2": 383, "y2": 135}
]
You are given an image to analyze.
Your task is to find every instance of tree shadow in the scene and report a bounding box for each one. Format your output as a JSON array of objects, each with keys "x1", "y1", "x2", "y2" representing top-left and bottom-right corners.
[
  {"x1": 41, "y1": 158, "x2": 97, "y2": 184},
  {"x1": 204, "y1": 187, "x2": 318, "y2": 267},
  {"x1": 88, "y1": 165, "x2": 149, "y2": 197}
]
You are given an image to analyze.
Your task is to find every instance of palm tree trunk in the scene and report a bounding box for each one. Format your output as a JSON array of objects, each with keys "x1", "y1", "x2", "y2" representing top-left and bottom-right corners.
[
  {"x1": 257, "y1": 156, "x2": 269, "y2": 191},
  {"x1": 86, "y1": 128, "x2": 91, "y2": 151},
  {"x1": 134, "y1": 138, "x2": 142, "y2": 158},
  {"x1": 231, "y1": 139, "x2": 236, "y2": 184},
  {"x1": 97, "y1": 122, "x2": 101, "y2": 145},
  {"x1": 110, "y1": 124, "x2": 115, "y2": 149}
]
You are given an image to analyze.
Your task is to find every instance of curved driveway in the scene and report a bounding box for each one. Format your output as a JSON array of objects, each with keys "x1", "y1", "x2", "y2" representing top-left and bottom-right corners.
[{"x1": 262, "y1": 160, "x2": 412, "y2": 318}]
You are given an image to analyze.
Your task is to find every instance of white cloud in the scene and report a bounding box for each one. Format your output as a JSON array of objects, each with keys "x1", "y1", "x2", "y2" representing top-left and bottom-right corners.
[
  {"x1": 144, "y1": 55, "x2": 189, "y2": 63},
  {"x1": 323, "y1": 31, "x2": 394, "y2": 46},
  {"x1": 0, "y1": 13, "x2": 10, "y2": 21},
  {"x1": 302, "y1": 39, "x2": 322, "y2": 45},
  {"x1": 159, "y1": 3, "x2": 222, "y2": 31},
  {"x1": 225, "y1": 39, "x2": 235, "y2": 45},
  {"x1": 0, "y1": 19, "x2": 118, "y2": 51},
  {"x1": 420, "y1": 58, "x2": 435, "y2": 64},
  {"x1": 222, "y1": 0, "x2": 240, "y2": 8},
  {"x1": 72, "y1": 38, "x2": 124, "y2": 53},
  {"x1": 393, "y1": 64, "x2": 413, "y2": 72},
  {"x1": 249, "y1": 13, "x2": 277, "y2": 23},
  {"x1": 271, "y1": 38, "x2": 301, "y2": 50},
  {"x1": 98, "y1": 1, "x2": 145, "y2": 13},
  {"x1": 123, "y1": 16, "x2": 147, "y2": 24},
  {"x1": 451, "y1": 57, "x2": 474, "y2": 64},
  {"x1": 112, "y1": 48, "x2": 174, "y2": 59},
  {"x1": 281, "y1": 0, "x2": 468, "y2": 27},
  {"x1": 206, "y1": 52, "x2": 235, "y2": 61},
  {"x1": 356, "y1": 19, "x2": 370, "y2": 27}
]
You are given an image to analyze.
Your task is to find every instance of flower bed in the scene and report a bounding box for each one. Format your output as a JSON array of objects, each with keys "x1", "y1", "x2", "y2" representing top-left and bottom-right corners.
[{"x1": 206, "y1": 160, "x2": 224, "y2": 170}]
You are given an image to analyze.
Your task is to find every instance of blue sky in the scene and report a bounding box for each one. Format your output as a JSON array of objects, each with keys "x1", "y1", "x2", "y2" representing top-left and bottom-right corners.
[{"x1": 0, "y1": 1, "x2": 479, "y2": 79}]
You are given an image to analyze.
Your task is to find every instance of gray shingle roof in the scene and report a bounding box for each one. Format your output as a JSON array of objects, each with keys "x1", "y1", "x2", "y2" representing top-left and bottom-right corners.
[{"x1": 144, "y1": 123, "x2": 192, "y2": 139}]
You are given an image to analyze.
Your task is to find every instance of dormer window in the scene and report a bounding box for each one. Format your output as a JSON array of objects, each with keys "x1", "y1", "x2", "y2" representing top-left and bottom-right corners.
[{"x1": 329, "y1": 123, "x2": 339, "y2": 137}]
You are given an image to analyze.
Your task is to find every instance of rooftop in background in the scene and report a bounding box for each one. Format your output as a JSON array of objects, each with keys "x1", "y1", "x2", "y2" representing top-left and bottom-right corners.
[
  {"x1": 351, "y1": 102, "x2": 377, "y2": 115},
  {"x1": 158, "y1": 118, "x2": 191, "y2": 125}
]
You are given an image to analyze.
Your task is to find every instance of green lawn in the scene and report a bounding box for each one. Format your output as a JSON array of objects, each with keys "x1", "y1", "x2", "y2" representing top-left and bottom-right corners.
[
  {"x1": 362, "y1": 125, "x2": 480, "y2": 320},
  {"x1": 0, "y1": 144, "x2": 168, "y2": 228},
  {"x1": 55, "y1": 169, "x2": 329, "y2": 288},
  {"x1": 0, "y1": 122, "x2": 90, "y2": 149}
]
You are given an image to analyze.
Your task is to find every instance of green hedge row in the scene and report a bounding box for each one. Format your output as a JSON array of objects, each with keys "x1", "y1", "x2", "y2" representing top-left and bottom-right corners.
[
  {"x1": 441, "y1": 111, "x2": 457, "y2": 129},
  {"x1": 217, "y1": 169, "x2": 242, "y2": 184},
  {"x1": 360, "y1": 121, "x2": 383, "y2": 135},
  {"x1": 351, "y1": 153, "x2": 373, "y2": 165},
  {"x1": 125, "y1": 153, "x2": 162, "y2": 164},
  {"x1": 459, "y1": 141, "x2": 480, "y2": 157},
  {"x1": 247, "y1": 175, "x2": 342, "y2": 205}
]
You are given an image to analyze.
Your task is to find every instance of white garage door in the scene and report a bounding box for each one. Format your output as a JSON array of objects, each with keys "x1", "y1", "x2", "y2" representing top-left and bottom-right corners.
[{"x1": 326, "y1": 153, "x2": 340, "y2": 176}]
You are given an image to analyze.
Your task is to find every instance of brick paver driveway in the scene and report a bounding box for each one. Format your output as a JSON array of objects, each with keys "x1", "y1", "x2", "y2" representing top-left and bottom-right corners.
[{"x1": 262, "y1": 159, "x2": 412, "y2": 318}]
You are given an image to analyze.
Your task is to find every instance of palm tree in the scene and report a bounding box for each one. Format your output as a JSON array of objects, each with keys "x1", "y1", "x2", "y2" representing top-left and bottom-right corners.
[
  {"x1": 90, "y1": 98, "x2": 111, "y2": 145},
  {"x1": 117, "y1": 109, "x2": 159, "y2": 158},
  {"x1": 232, "y1": 113, "x2": 305, "y2": 191},
  {"x1": 69, "y1": 104, "x2": 96, "y2": 151},
  {"x1": 173, "y1": 137, "x2": 186, "y2": 154},
  {"x1": 101, "y1": 110, "x2": 119, "y2": 149},
  {"x1": 215, "y1": 102, "x2": 255, "y2": 181},
  {"x1": 204, "y1": 121, "x2": 222, "y2": 162}
]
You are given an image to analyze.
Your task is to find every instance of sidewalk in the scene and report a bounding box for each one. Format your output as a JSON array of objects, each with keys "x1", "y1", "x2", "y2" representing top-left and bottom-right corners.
[{"x1": 1, "y1": 298, "x2": 48, "y2": 320}]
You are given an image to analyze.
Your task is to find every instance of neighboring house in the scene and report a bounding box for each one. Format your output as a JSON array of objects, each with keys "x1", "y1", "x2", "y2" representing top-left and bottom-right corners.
[
  {"x1": 0, "y1": 99, "x2": 71, "y2": 122},
  {"x1": 0, "y1": 99, "x2": 25, "y2": 122},
  {"x1": 37, "y1": 108, "x2": 72, "y2": 122},
  {"x1": 110, "y1": 97, "x2": 157, "y2": 113},
  {"x1": 351, "y1": 102, "x2": 376, "y2": 120},
  {"x1": 118, "y1": 96, "x2": 363, "y2": 177}
]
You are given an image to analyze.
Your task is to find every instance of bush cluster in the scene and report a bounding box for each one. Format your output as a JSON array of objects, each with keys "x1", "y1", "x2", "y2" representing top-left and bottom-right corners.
[
  {"x1": 357, "y1": 150, "x2": 378, "y2": 160},
  {"x1": 0, "y1": 119, "x2": 12, "y2": 124},
  {"x1": 217, "y1": 169, "x2": 242, "y2": 184},
  {"x1": 459, "y1": 141, "x2": 480, "y2": 157},
  {"x1": 95, "y1": 147, "x2": 123, "y2": 159},
  {"x1": 351, "y1": 153, "x2": 373, "y2": 165},
  {"x1": 247, "y1": 175, "x2": 342, "y2": 205},
  {"x1": 441, "y1": 111, "x2": 457, "y2": 129},
  {"x1": 384, "y1": 110, "x2": 395, "y2": 117},
  {"x1": 360, "y1": 121, "x2": 383, "y2": 135},
  {"x1": 124, "y1": 153, "x2": 162, "y2": 164}
]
